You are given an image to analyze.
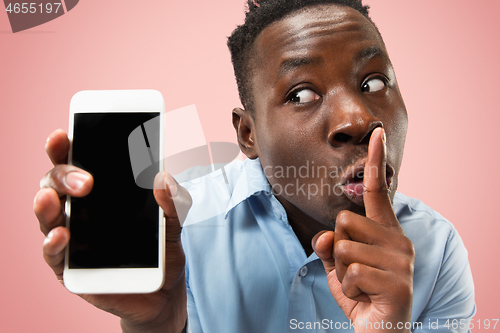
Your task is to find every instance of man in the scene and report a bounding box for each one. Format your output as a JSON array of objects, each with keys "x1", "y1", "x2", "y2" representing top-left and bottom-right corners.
[{"x1": 34, "y1": 0, "x2": 475, "y2": 332}]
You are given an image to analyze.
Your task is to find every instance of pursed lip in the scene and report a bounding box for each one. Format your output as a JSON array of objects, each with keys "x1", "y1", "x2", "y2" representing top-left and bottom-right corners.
[{"x1": 337, "y1": 159, "x2": 395, "y2": 206}]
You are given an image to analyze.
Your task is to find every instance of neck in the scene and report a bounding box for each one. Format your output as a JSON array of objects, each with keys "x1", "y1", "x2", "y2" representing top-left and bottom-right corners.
[{"x1": 275, "y1": 196, "x2": 329, "y2": 257}]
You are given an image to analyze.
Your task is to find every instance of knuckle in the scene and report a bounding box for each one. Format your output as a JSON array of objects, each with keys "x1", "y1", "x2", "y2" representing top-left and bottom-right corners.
[
  {"x1": 347, "y1": 262, "x2": 363, "y2": 279},
  {"x1": 34, "y1": 191, "x2": 63, "y2": 227},
  {"x1": 393, "y1": 255, "x2": 414, "y2": 276},
  {"x1": 39, "y1": 223, "x2": 49, "y2": 235},
  {"x1": 51, "y1": 166, "x2": 67, "y2": 185},
  {"x1": 335, "y1": 210, "x2": 351, "y2": 227},
  {"x1": 334, "y1": 239, "x2": 349, "y2": 258},
  {"x1": 40, "y1": 166, "x2": 64, "y2": 190},
  {"x1": 46, "y1": 253, "x2": 66, "y2": 270},
  {"x1": 43, "y1": 248, "x2": 63, "y2": 266},
  {"x1": 39, "y1": 173, "x2": 51, "y2": 189},
  {"x1": 393, "y1": 279, "x2": 413, "y2": 300},
  {"x1": 400, "y1": 237, "x2": 415, "y2": 257},
  {"x1": 341, "y1": 282, "x2": 355, "y2": 299},
  {"x1": 404, "y1": 260, "x2": 415, "y2": 276}
]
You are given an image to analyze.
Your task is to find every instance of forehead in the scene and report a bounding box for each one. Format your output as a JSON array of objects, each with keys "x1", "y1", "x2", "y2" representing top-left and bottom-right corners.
[{"x1": 251, "y1": 4, "x2": 386, "y2": 76}]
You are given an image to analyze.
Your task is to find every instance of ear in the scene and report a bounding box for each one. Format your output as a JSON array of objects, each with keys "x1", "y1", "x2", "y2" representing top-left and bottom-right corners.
[{"x1": 232, "y1": 107, "x2": 258, "y2": 159}]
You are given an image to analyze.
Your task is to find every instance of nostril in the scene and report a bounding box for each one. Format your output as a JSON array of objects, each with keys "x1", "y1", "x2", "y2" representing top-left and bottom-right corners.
[{"x1": 334, "y1": 133, "x2": 352, "y2": 143}]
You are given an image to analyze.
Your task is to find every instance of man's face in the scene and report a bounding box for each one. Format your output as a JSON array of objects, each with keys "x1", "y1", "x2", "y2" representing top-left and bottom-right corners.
[{"x1": 247, "y1": 4, "x2": 408, "y2": 228}]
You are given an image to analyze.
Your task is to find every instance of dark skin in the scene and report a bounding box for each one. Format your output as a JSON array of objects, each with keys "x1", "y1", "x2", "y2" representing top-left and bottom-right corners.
[
  {"x1": 36, "y1": 4, "x2": 414, "y2": 333},
  {"x1": 233, "y1": 4, "x2": 414, "y2": 332}
]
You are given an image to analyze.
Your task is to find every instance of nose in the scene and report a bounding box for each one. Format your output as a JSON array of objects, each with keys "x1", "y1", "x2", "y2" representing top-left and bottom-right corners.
[{"x1": 326, "y1": 93, "x2": 382, "y2": 148}]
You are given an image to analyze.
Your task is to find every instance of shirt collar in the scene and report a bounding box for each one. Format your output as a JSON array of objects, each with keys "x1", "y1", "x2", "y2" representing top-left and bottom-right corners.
[
  {"x1": 224, "y1": 158, "x2": 271, "y2": 217},
  {"x1": 223, "y1": 159, "x2": 323, "y2": 263}
]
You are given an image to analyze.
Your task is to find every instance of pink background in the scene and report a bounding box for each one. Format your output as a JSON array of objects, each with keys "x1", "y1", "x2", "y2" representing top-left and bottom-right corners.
[{"x1": 1, "y1": 0, "x2": 499, "y2": 332}]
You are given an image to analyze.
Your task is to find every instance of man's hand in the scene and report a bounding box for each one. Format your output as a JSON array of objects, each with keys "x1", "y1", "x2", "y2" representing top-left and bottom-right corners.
[
  {"x1": 313, "y1": 128, "x2": 415, "y2": 333},
  {"x1": 33, "y1": 129, "x2": 189, "y2": 333}
]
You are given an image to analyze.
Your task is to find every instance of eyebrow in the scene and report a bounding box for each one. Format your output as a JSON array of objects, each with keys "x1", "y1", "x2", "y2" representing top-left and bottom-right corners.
[
  {"x1": 276, "y1": 46, "x2": 387, "y2": 81},
  {"x1": 354, "y1": 46, "x2": 385, "y2": 63},
  {"x1": 277, "y1": 56, "x2": 322, "y2": 80}
]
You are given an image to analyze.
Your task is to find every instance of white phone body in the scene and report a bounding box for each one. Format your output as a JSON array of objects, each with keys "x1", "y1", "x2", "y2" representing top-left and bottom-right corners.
[{"x1": 64, "y1": 90, "x2": 165, "y2": 294}]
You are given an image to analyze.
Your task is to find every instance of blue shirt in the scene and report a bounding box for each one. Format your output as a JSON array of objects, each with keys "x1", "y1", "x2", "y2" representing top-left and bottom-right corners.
[{"x1": 179, "y1": 158, "x2": 475, "y2": 332}]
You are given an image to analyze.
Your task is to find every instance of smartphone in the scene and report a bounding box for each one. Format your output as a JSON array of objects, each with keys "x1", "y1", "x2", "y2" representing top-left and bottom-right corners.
[{"x1": 63, "y1": 90, "x2": 165, "y2": 294}]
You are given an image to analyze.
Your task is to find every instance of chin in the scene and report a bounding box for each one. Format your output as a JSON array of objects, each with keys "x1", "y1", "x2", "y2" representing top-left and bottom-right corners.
[{"x1": 306, "y1": 194, "x2": 367, "y2": 229}]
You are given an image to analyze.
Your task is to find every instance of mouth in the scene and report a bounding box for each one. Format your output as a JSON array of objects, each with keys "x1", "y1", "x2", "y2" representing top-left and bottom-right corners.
[{"x1": 338, "y1": 160, "x2": 394, "y2": 206}]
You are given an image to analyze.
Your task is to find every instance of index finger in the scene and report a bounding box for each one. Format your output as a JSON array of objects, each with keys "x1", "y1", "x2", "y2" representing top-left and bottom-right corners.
[
  {"x1": 363, "y1": 128, "x2": 398, "y2": 227},
  {"x1": 45, "y1": 129, "x2": 70, "y2": 166}
]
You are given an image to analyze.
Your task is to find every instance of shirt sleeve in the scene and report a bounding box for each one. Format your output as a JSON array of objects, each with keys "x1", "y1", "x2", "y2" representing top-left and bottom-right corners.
[{"x1": 414, "y1": 226, "x2": 476, "y2": 333}]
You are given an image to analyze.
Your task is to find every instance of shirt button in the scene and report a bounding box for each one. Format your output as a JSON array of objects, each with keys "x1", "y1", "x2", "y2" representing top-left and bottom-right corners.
[{"x1": 299, "y1": 266, "x2": 308, "y2": 277}]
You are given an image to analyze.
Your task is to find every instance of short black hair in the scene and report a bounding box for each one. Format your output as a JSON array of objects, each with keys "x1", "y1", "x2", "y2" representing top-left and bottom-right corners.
[{"x1": 227, "y1": 0, "x2": 378, "y2": 113}]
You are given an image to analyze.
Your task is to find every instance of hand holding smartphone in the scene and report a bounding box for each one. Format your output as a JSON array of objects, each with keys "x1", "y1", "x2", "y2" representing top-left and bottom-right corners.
[
  {"x1": 64, "y1": 90, "x2": 165, "y2": 294},
  {"x1": 35, "y1": 90, "x2": 189, "y2": 331}
]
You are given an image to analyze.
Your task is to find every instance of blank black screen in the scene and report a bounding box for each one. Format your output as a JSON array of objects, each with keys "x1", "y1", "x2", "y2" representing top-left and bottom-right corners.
[{"x1": 68, "y1": 112, "x2": 159, "y2": 269}]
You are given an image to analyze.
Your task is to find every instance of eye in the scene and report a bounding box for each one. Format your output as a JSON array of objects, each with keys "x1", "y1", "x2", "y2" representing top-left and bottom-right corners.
[
  {"x1": 287, "y1": 88, "x2": 320, "y2": 104},
  {"x1": 361, "y1": 77, "x2": 387, "y2": 93}
]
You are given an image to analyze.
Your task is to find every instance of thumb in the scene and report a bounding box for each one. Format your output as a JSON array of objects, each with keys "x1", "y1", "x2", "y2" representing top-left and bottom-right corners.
[
  {"x1": 165, "y1": 172, "x2": 192, "y2": 226},
  {"x1": 312, "y1": 231, "x2": 335, "y2": 274},
  {"x1": 154, "y1": 172, "x2": 192, "y2": 238}
]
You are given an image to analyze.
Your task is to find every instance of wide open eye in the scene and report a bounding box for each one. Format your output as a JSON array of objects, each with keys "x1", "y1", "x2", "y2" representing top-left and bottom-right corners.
[
  {"x1": 361, "y1": 77, "x2": 387, "y2": 93},
  {"x1": 287, "y1": 88, "x2": 320, "y2": 104}
]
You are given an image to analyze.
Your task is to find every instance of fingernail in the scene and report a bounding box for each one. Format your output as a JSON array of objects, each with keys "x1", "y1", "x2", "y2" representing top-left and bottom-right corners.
[
  {"x1": 381, "y1": 128, "x2": 386, "y2": 144},
  {"x1": 165, "y1": 173, "x2": 177, "y2": 197},
  {"x1": 64, "y1": 172, "x2": 89, "y2": 190}
]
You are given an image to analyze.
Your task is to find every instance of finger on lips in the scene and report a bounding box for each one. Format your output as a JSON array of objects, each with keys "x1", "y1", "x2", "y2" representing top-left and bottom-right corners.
[{"x1": 363, "y1": 127, "x2": 399, "y2": 227}]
